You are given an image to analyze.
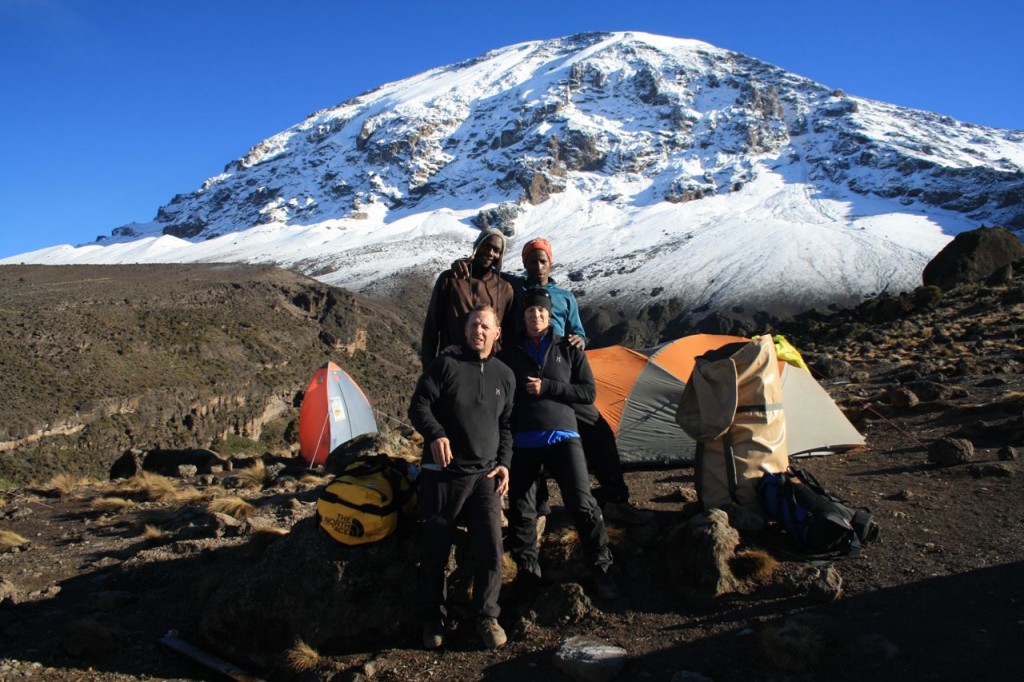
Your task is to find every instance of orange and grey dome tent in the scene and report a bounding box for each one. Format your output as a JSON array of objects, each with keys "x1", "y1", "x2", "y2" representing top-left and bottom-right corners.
[
  {"x1": 298, "y1": 361, "x2": 378, "y2": 466},
  {"x1": 585, "y1": 334, "x2": 864, "y2": 465}
]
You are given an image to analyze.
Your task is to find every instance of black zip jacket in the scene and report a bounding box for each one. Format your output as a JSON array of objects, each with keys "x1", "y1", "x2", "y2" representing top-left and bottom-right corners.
[
  {"x1": 408, "y1": 347, "x2": 515, "y2": 474},
  {"x1": 497, "y1": 330, "x2": 596, "y2": 434}
]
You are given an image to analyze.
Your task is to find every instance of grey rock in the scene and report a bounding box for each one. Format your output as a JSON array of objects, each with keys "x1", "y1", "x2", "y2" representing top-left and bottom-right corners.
[
  {"x1": 998, "y1": 446, "x2": 1019, "y2": 461},
  {"x1": 967, "y1": 464, "x2": 1013, "y2": 478},
  {"x1": 665, "y1": 509, "x2": 741, "y2": 599},
  {"x1": 671, "y1": 672, "x2": 714, "y2": 682},
  {"x1": 535, "y1": 582, "x2": 594, "y2": 627},
  {"x1": 553, "y1": 635, "x2": 628, "y2": 682},
  {"x1": 85, "y1": 590, "x2": 133, "y2": 612},
  {"x1": 886, "y1": 387, "x2": 920, "y2": 409},
  {"x1": 927, "y1": 437, "x2": 974, "y2": 466}
]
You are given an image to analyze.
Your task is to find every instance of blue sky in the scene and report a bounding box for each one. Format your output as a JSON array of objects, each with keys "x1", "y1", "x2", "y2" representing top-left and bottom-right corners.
[{"x1": 1, "y1": 0, "x2": 1021, "y2": 259}]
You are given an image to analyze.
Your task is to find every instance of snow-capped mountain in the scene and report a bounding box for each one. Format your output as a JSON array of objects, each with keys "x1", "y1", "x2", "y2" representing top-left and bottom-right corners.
[{"x1": 7, "y1": 31, "x2": 1024, "y2": 314}]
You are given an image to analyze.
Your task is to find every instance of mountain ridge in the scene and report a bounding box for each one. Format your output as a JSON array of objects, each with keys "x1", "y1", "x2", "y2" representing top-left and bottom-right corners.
[{"x1": 6, "y1": 31, "x2": 1023, "y2": 317}]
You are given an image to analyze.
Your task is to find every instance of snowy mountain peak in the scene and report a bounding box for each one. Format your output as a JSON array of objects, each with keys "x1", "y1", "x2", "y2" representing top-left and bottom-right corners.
[{"x1": 7, "y1": 32, "x2": 1024, "y2": 316}]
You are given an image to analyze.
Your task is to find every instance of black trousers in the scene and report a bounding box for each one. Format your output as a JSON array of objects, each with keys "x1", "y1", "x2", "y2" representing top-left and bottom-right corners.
[
  {"x1": 536, "y1": 416, "x2": 630, "y2": 507},
  {"x1": 508, "y1": 438, "x2": 612, "y2": 576},
  {"x1": 417, "y1": 468, "x2": 503, "y2": 622},
  {"x1": 579, "y1": 416, "x2": 630, "y2": 503}
]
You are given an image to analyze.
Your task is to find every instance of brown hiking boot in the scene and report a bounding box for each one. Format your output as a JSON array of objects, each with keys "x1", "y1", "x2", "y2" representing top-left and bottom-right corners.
[
  {"x1": 476, "y1": 616, "x2": 507, "y2": 649},
  {"x1": 422, "y1": 620, "x2": 445, "y2": 649},
  {"x1": 603, "y1": 500, "x2": 654, "y2": 525}
]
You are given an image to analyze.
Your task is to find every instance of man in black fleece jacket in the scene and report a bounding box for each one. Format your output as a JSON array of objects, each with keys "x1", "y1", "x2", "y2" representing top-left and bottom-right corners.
[{"x1": 408, "y1": 305, "x2": 514, "y2": 651}]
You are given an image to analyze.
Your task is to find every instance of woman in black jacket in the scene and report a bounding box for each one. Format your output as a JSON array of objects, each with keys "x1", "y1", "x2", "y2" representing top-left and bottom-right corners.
[{"x1": 498, "y1": 288, "x2": 618, "y2": 609}]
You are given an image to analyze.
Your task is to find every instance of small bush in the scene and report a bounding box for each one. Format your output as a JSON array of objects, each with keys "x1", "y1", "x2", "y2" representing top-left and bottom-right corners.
[
  {"x1": 212, "y1": 433, "x2": 260, "y2": 457},
  {"x1": 912, "y1": 285, "x2": 943, "y2": 309}
]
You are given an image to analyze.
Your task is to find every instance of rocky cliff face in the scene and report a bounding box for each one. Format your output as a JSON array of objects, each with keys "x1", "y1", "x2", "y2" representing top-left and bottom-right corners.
[{"x1": 0, "y1": 264, "x2": 423, "y2": 486}]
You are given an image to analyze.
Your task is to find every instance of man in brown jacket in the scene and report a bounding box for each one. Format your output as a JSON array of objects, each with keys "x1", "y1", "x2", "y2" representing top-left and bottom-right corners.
[{"x1": 420, "y1": 228, "x2": 515, "y2": 369}]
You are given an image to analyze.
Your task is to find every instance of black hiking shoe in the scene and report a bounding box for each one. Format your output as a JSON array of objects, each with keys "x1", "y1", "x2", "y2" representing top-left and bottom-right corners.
[{"x1": 594, "y1": 569, "x2": 620, "y2": 600}]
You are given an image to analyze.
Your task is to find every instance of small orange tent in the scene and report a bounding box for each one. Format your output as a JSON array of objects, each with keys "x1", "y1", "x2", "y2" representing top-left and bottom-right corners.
[
  {"x1": 586, "y1": 335, "x2": 864, "y2": 465},
  {"x1": 298, "y1": 361, "x2": 378, "y2": 466}
]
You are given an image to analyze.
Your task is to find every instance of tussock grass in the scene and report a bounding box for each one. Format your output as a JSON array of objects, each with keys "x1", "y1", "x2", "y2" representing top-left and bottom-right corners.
[
  {"x1": 90, "y1": 496, "x2": 135, "y2": 514},
  {"x1": 251, "y1": 524, "x2": 289, "y2": 536},
  {"x1": 141, "y1": 524, "x2": 168, "y2": 543},
  {"x1": 551, "y1": 527, "x2": 581, "y2": 546},
  {"x1": 135, "y1": 472, "x2": 181, "y2": 501},
  {"x1": 730, "y1": 549, "x2": 779, "y2": 583},
  {"x1": 0, "y1": 530, "x2": 30, "y2": 552},
  {"x1": 167, "y1": 487, "x2": 210, "y2": 507},
  {"x1": 207, "y1": 496, "x2": 255, "y2": 520},
  {"x1": 299, "y1": 473, "x2": 331, "y2": 487},
  {"x1": 236, "y1": 459, "x2": 269, "y2": 490},
  {"x1": 285, "y1": 639, "x2": 320, "y2": 673},
  {"x1": 42, "y1": 473, "x2": 97, "y2": 497},
  {"x1": 501, "y1": 552, "x2": 518, "y2": 584},
  {"x1": 103, "y1": 472, "x2": 182, "y2": 502},
  {"x1": 1001, "y1": 391, "x2": 1024, "y2": 409}
]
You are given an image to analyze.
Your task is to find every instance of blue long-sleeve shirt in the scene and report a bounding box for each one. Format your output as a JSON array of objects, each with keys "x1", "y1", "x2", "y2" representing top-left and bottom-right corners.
[{"x1": 502, "y1": 273, "x2": 587, "y2": 345}]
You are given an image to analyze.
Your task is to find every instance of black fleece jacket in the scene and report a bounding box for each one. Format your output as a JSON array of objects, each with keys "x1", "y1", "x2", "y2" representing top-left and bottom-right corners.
[
  {"x1": 497, "y1": 330, "x2": 596, "y2": 434},
  {"x1": 408, "y1": 348, "x2": 515, "y2": 474}
]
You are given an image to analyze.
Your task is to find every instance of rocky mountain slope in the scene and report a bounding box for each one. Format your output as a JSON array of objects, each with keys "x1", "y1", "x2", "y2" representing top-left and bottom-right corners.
[
  {"x1": 8, "y1": 32, "x2": 1024, "y2": 319},
  {"x1": 0, "y1": 246, "x2": 1022, "y2": 681},
  {"x1": 0, "y1": 264, "x2": 425, "y2": 488}
]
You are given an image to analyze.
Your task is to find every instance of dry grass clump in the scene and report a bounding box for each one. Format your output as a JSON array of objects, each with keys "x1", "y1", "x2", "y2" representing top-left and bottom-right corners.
[
  {"x1": 251, "y1": 524, "x2": 289, "y2": 536},
  {"x1": 500, "y1": 552, "x2": 518, "y2": 584},
  {"x1": 141, "y1": 524, "x2": 168, "y2": 543},
  {"x1": 0, "y1": 530, "x2": 30, "y2": 552},
  {"x1": 236, "y1": 459, "x2": 269, "y2": 490},
  {"x1": 90, "y1": 497, "x2": 135, "y2": 514},
  {"x1": 207, "y1": 496, "x2": 256, "y2": 520},
  {"x1": 285, "y1": 639, "x2": 320, "y2": 673},
  {"x1": 102, "y1": 472, "x2": 182, "y2": 503},
  {"x1": 730, "y1": 549, "x2": 780, "y2": 583},
  {"x1": 167, "y1": 487, "x2": 212, "y2": 507},
  {"x1": 42, "y1": 473, "x2": 96, "y2": 497},
  {"x1": 299, "y1": 473, "x2": 331, "y2": 487}
]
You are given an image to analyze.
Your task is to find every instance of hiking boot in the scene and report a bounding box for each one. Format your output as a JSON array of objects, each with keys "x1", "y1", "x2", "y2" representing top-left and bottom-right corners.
[
  {"x1": 476, "y1": 616, "x2": 507, "y2": 649},
  {"x1": 516, "y1": 569, "x2": 542, "y2": 616},
  {"x1": 603, "y1": 500, "x2": 654, "y2": 525},
  {"x1": 422, "y1": 620, "x2": 445, "y2": 649},
  {"x1": 594, "y1": 569, "x2": 620, "y2": 600}
]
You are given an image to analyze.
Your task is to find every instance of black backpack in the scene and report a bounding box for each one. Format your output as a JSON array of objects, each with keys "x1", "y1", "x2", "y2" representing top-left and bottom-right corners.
[{"x1": 758, "y1": 467, "x2": 879, "y2": 557}]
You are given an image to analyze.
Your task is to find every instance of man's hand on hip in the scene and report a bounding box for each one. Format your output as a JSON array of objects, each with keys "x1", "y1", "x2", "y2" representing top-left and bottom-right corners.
[{"x1": 487, "y1": 465, "x2": 509, "y2": 496}]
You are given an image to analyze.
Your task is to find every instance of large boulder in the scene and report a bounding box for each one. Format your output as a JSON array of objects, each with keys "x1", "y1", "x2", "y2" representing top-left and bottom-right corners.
[
  {"x1": 922, "y1": 227, "x2": 1024, "y2": 290},
  {"x1": 664, "y1": 509, "x2": 742, "y2": 600},
  {"x1": 197, "y1": 517, "x2": 419, "y2": 669}
]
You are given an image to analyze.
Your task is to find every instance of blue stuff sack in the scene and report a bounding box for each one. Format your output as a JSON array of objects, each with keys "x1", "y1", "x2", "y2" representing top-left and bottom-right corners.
[{"x1": 758, "y1": 467, "x2": 878, "y2": 557}]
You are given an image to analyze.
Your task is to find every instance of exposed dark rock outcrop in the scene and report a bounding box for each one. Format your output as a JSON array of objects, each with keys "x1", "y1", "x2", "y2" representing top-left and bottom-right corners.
[{"x1": 922, "y1": 226, "x2": 1024, "y2": 290}]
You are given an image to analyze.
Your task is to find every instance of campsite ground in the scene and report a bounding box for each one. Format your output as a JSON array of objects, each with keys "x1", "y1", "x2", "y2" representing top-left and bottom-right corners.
[
  {"x1": 1, "y1": 265, "x2": 1023, "y2": 681},
  {"x1": 3, "y1": 361, "x2": 1023, "y2": 681}
]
